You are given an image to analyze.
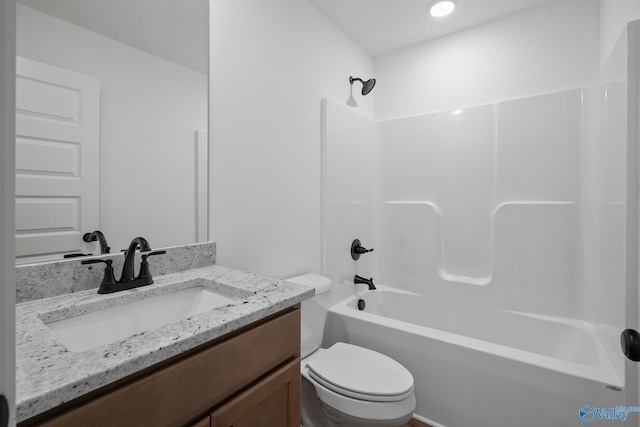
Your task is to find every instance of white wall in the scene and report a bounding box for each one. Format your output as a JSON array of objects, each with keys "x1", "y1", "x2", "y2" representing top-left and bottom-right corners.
[
  {"x1": 0, "y1": 0, "x2": 15, "y2": 424},
  {"x1": 374, "y1": 0, "x2": 601, "y2": 120},
  {"x1": 209, "y1": 0, "x2": 374, "y2": 279},
  {"x1": 16, "y1": 5, "x2": 207, "y2": 253},
  {"x1": 600, "y1": 0, "x2": 640, "y2": 67}
]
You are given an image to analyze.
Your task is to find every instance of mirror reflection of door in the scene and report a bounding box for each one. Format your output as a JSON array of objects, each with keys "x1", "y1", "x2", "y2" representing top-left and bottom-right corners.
[
  {"x1": 15, "y1": 56, "x2": 99, "y2": 263},
  {"x1": 15, "y1": 1, "x2": 208, "y2": 260}
]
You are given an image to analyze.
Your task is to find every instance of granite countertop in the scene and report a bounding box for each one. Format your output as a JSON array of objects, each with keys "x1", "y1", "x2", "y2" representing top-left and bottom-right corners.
[{"x1": 15, "y1": 265, "x2": 314, "y2": 423}]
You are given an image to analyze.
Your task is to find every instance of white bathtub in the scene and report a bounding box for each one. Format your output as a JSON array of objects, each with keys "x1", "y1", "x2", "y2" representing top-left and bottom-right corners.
[{"x1": 324, "y1": 287, "x2": 626, "y2": 427}]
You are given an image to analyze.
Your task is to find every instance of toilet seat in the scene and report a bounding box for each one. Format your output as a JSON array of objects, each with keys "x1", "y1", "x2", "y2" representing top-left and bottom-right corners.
[
  {"x1": 301, "y1": 343, "x2": 416, "y2": 423},
  {"x1": 306, "y1": 343, "x2": 414, "y2": 402}
]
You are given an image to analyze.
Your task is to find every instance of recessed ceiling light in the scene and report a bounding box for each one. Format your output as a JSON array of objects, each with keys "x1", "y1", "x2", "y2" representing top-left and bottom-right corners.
[{"x1": 429, "y1": 0, "x2": 457, "y2": 18}]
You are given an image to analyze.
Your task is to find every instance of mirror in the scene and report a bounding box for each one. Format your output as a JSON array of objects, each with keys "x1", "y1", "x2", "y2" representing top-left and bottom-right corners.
[{"x1": 14, "y1": 0, "x2": 209, "y2": 264}]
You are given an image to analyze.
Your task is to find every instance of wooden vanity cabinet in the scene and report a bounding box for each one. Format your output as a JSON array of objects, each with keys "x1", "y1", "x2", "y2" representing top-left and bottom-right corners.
[{"x1": 21, "y1": 306, "x2": 301, "y2": 427}]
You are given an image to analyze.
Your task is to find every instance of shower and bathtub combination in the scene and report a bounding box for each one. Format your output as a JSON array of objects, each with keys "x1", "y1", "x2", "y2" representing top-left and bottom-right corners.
[{"x1": 319, "y1": 22, "x2": 640, "y2": 427}]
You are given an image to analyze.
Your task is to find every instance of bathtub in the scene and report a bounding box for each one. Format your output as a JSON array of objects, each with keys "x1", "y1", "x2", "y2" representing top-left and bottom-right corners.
[{"x1": 323, "y1": 287, "x2": 626, "y2": 427}]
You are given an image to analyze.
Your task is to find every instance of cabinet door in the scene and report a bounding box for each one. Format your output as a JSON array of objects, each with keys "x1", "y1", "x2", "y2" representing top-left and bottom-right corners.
[
  {"x1": 210, "y1": 358, "x2": 300, "y2": 427},
  {"x1": 189, "y1": 415, "x2": 210, "y2": 427}
]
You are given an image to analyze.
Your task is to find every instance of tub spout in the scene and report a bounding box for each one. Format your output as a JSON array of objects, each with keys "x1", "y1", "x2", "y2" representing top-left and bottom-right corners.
[{"x1": 354, "y1": 275, "x2": 376, "y2": 290}]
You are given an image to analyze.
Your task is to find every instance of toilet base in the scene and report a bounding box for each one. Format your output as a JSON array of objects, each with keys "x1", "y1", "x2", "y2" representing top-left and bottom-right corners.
[
  {"x1": 319, "y1": 399, "x2": 412, "y2": 426},
  {"x1": 301, "y1": 375, "x2": 413, "y2": 427}
]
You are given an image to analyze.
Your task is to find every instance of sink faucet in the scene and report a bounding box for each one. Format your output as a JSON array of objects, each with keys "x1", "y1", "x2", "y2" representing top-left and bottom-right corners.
[
  {"x1": 81, "y1": 236, "x2": 165, "y2": 294},
  {"x1": 120, "y1": 237, "x2": 151, "y2": 283},
  {"x1": 354, "y1": 275, "x2": 376, "y2": 290},
  {"x1": 83, "y1": 230, "x2": 111, "y2": 254}
]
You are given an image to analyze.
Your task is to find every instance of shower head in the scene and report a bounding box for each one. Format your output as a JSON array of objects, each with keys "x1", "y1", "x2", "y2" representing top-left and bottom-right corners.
[{"x1": 349, "y1": 76, "x2": 376, "y2": 96}]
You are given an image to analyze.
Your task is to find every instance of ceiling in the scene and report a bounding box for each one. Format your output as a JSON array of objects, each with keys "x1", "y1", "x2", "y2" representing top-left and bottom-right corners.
[
  {"x1": 17, "y1": 0, "x2": 208, "y2": 74},
  {"x1": 307, "y1": 0, "x2": 569, "y2": 56},
  {"x1": 17, "y1": 0, "x2": 570, "y2": 70}
]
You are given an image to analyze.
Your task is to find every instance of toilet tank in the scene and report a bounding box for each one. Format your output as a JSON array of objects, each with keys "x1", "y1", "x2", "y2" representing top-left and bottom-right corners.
[{"x1": 285, "y1": 273, "x2": 332, "y2": 359}]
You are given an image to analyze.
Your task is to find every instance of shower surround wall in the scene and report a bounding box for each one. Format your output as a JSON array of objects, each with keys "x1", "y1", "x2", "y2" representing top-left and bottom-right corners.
[
  {"x1": 379, "y1": 89, "x2": 585, "y2": 319},
  {"x1": 324, "y1": 82, "x2": 625, "y2": 328},
  {"x1": 321, "y1": 99, "x2": 378, "y2": 307},
  {"x1": 378, "y1": 78, "x2": 626, "y2": 348}
]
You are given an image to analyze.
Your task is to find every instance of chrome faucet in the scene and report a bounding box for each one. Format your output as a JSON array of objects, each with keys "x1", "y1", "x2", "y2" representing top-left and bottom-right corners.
[
  {"x1": 354, "y1": 275, "x2": 376, "y2": 290},
  {"x1": 83, "y1": 230, "x2": 111, "y2": 254}
]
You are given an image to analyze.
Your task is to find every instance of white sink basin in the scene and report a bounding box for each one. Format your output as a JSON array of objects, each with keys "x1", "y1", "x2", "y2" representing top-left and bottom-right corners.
[{"x1": 45, "y1": 286, "x2": 239, "y2": 352}]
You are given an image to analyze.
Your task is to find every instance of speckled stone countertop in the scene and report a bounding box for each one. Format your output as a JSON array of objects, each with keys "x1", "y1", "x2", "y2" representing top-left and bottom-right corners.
[{"x1": 16, "y1": 265, "x2": 314, "y2": 423}]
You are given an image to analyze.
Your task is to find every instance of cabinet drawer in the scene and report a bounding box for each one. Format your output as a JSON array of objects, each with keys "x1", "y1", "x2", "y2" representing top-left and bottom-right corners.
[{"x1": 33, "y1": 307, "x2": 300, "y2": 427}]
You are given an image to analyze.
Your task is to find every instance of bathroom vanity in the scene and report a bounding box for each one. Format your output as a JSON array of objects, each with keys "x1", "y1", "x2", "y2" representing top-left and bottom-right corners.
[{"x1": 15, "y1": 264, "x2": 313, "y2": 426}]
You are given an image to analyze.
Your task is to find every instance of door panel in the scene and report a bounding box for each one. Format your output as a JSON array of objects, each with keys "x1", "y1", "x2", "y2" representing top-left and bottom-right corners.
[{"x1": 15, "y1": 56, "x2": 99, "y2": 263}]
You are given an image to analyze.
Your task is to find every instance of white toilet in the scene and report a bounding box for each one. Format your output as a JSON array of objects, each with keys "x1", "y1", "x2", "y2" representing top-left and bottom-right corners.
[{"x1": 286, "y1": 273, "x2": 416, "y2": 427}]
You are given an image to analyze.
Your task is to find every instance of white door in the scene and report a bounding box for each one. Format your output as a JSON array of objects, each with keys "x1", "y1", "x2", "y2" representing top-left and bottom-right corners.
[
  {"x1": 15, "y1": 57, "x2": 100, "y2": 263},
  {"x1": 1, "y1": 2, "x2": 15, "y2": 425},
  {"x1": 624, "y1": 21, "x2": 640, "y2": 426},
  {"x1": 629, "y1": 20, "x2": 640, "y2": 418}
]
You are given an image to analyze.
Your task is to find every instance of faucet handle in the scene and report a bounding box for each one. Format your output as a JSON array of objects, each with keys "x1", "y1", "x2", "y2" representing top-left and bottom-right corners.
[
  {"x1": 81, "y1": 259, "x2": 118, "y2": 293},
  {"x1": 81, "y1": 258, "x2": 112, "y2": 266},
  {"x1": 137, "y1": 250, "x2": 167, "y2": 282},
  {"x1": 142, "y1": 250, "x2": 167, "y2": 260},
  {"x1": 64, "y1": 253, "x2": 94, "y2": 258},
  {"x1": 351, "y1": 239, "x2": 374, "y2": 260}
]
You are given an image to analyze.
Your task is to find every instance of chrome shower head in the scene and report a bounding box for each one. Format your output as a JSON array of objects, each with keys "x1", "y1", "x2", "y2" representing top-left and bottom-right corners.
[{"x1": 349, "y1": 76, "x2": 376, "y2": 96}]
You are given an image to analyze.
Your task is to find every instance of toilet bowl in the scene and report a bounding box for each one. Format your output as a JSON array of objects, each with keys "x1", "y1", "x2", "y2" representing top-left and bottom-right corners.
[{"x1": 285, "y1": 274, "x2": 416, "y2": 427}]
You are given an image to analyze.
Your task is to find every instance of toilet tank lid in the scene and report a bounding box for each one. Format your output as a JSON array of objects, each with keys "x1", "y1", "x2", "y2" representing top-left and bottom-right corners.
[{"x1": 285, "y1": 273, "x2": 332, "y2": 294}]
